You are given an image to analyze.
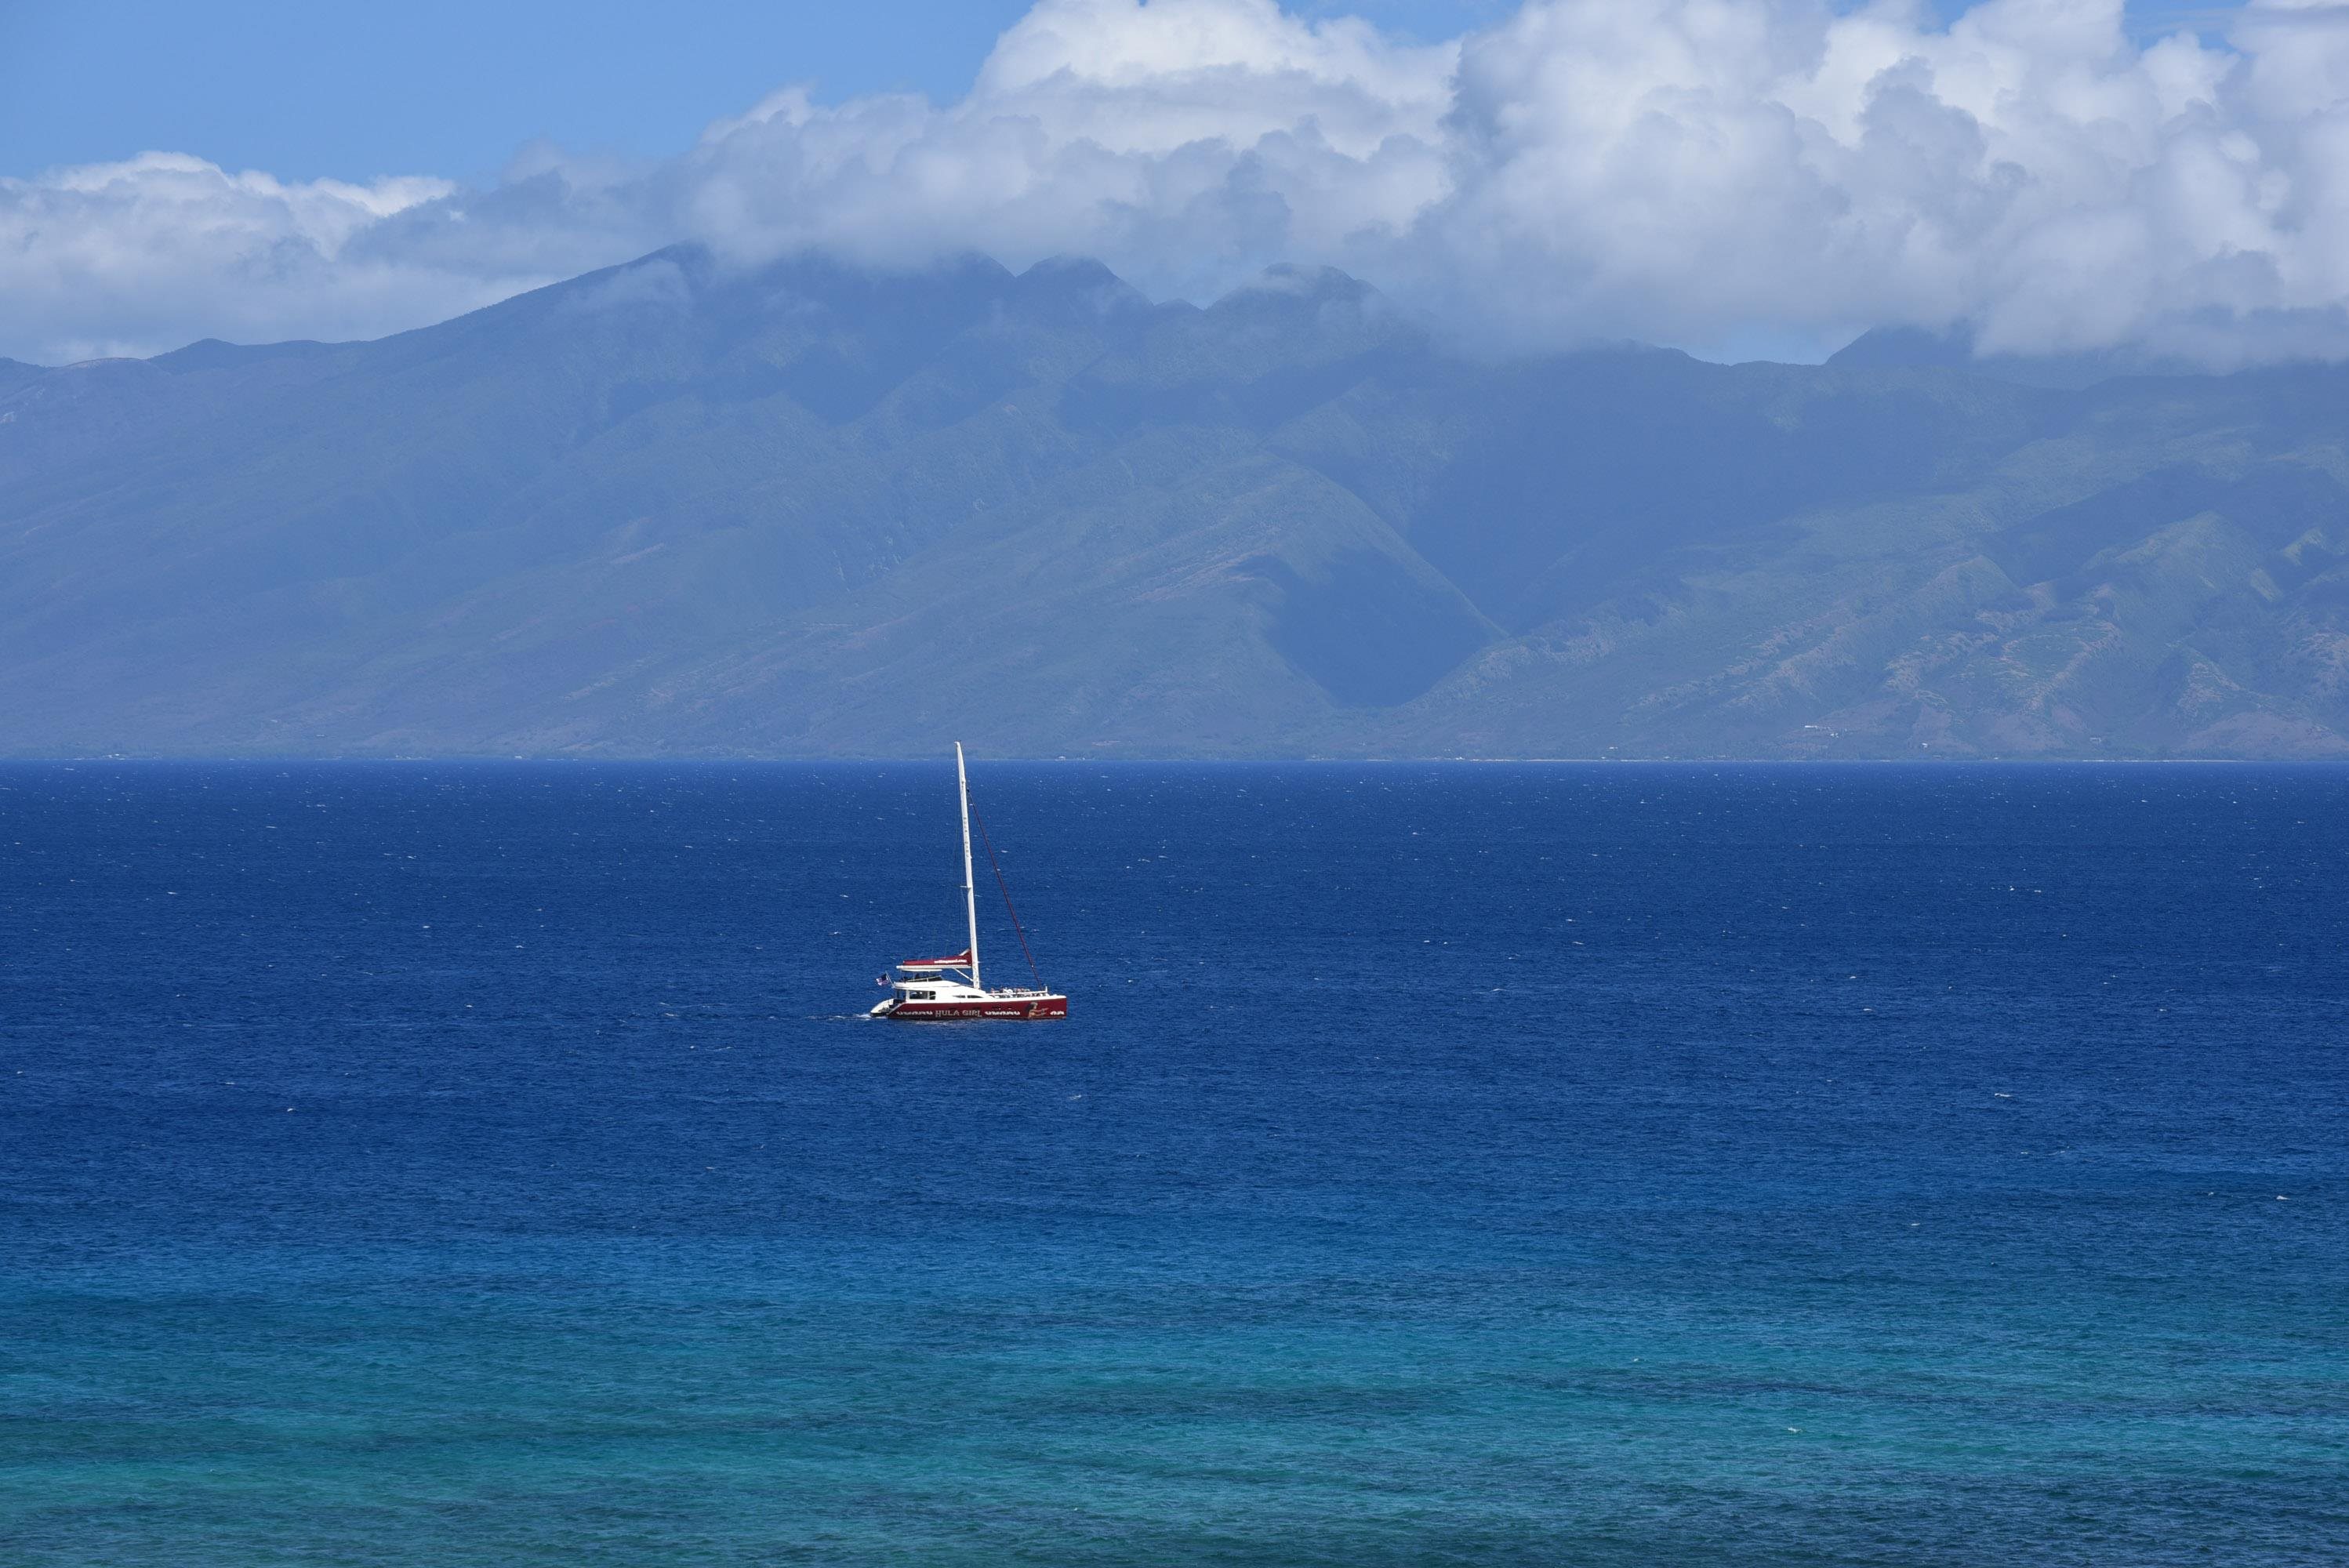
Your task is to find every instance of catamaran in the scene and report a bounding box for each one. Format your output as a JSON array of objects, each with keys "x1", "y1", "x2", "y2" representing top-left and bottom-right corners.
[{"x1": 868, "y1": 743, "x2": 1068, "y2": 1020}]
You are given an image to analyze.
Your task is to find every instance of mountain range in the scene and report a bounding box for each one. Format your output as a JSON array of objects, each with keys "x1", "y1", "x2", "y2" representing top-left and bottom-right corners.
[{"x1": 6, "y1": 245, "x2": 2349, "y2": 758}]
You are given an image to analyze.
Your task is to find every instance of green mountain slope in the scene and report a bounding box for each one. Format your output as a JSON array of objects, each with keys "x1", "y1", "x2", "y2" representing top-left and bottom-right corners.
[{"x1": 5, "y1": 246, "x2": 2349, "y2": 757}]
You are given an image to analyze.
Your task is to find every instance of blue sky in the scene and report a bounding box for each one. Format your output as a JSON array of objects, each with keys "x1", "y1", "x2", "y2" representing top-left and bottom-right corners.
[
  {"x1": 0, "y1": 1, "x2": 1509, "y2": 180},
  {"x1": 1, "y1": 0, "x2": 2225, "y2": 182}
]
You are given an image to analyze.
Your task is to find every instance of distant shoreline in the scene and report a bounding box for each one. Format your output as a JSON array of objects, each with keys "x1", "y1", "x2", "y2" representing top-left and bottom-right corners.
[{"x1": 4, "y1": 753, "x2": 2336, "y2": 768}]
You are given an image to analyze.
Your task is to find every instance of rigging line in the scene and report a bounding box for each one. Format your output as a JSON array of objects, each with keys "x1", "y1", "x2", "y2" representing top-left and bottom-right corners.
[{"x1": 971, "y1": 805, "x2": 1044, "y2": 988}]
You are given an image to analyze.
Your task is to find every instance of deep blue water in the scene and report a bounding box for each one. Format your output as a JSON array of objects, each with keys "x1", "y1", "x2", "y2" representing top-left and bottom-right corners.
[{"x1": 2, "y1": 760, "x2": 2344, "y2": 1566}]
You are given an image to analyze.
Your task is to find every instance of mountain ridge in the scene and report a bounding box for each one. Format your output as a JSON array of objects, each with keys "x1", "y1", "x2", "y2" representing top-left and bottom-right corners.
[{"x1": 5, "y1": 245, "x2": 2349, "y2": 760}]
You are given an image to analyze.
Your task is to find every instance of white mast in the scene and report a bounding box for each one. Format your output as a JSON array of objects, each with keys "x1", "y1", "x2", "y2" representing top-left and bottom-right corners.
[{"x1": 956, "y1": 742, "x2": 981, "y2": 989}]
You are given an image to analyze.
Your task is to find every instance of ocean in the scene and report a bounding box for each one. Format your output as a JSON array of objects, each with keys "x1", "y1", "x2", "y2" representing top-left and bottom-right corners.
[{"x1": 2, "y1": 760, "x2": 2344, "y2": 1565}]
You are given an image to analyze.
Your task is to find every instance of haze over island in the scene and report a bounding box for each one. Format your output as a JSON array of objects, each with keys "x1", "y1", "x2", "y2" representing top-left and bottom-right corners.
[{"x1": 9, "y1": 0, "x2": 2349, "y2": 759}]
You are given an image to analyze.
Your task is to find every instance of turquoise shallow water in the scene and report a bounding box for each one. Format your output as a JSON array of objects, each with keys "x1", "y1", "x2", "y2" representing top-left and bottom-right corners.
[{"x1": 2, "y1": 761, "x2": 2344, "y2": 1564}]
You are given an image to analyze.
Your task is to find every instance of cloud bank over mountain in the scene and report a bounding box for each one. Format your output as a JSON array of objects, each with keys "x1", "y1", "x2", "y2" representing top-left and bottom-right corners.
[{"x1": 9, "y1": 0, "x2": 2349, "y2": 366}]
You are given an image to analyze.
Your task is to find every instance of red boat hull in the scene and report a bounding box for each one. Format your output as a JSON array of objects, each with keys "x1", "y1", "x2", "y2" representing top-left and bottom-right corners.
[{"x1": 887, "y1": 995, "x2": 1068, "y2": 1020}]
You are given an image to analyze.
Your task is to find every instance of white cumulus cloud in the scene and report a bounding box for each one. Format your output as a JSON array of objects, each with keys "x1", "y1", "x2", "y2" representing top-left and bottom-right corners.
[
  {"x1": 0, "y1": 154, "x2": 502, "y2": 361},
  {"x1": 6, "y1": 0, "x2": 2349, "y2": 368}
]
